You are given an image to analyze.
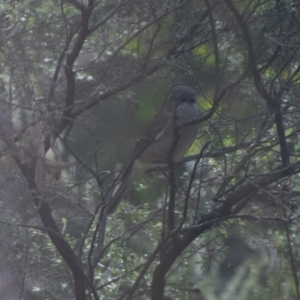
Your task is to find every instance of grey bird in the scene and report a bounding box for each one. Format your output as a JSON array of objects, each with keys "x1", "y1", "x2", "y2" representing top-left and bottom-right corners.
[{"x1": 105, "y1": 85, "x2": 200, "y2": 214}]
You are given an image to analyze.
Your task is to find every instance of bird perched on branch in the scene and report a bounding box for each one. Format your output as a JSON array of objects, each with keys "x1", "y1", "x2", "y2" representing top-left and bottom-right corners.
[{"x1": 105, "y1": 85, "x2": 200, "y2": 214}]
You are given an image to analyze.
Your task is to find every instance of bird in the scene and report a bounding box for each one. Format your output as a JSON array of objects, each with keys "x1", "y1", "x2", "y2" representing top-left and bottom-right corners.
[{"x1": 105, "y1": 85, "x2": 200, "y2": 214}]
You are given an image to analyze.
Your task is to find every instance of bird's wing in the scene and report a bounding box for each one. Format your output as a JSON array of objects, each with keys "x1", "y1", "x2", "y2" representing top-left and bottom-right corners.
[
  {"x1": 105, "y1": 107, "x2": 172, "y2": 214},
  {"x1": 119, "y1": 104, "x2": 174, "y2": 177},
  {"x1": 135, "y1": 111, "x2": 170, "y2": 153}
]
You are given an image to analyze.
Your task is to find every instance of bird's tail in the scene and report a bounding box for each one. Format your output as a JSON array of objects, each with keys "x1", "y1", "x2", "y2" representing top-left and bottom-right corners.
[
  {"x1": 105, "y1": 179, "x2": 131, "y2": 215},
  {"x1": 105, "y1": 161, "x2": 148, "y2": 215}
]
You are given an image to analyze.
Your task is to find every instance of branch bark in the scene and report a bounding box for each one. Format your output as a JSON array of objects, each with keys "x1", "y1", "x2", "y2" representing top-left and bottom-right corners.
[{"x1": 150, "y1": 161, "x2": 300, "y2": 299}]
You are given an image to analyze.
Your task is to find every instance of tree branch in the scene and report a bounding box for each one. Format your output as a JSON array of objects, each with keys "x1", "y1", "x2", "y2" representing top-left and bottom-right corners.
[
  {"x1": 0, "y1": 116, "x2": 88, "y2": 300},
  {"x1": 43, "y1": 6, "x2": 210, "y2": 153},
  {"x1": 224, "y1": 0, "x2": 273, "y2": 106},
  {"x1": 150, "y1": 160, "x2": 300, "y2": 299}
]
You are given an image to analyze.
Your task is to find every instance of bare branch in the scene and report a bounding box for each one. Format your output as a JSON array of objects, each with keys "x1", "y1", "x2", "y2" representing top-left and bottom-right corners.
[
  {"x1": 88, "y1": 1, "x2": 126, "y2": 34},
  {"x1": 151, "y1": 160, "x2": 300, "y2": 298},
  {"x1": 224, "y1": 0, "x2": 273, "y2": 106}
]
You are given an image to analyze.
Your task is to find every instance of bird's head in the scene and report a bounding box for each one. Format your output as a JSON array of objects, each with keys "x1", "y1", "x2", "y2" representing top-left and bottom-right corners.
[{"x1": 169, "y1": 85, "x2": 197, "y2": 105}]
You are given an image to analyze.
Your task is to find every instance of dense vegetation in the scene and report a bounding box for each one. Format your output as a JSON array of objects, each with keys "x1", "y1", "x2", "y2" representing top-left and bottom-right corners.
[{"x1": 1, "y1": 0, "x2": 300, "y2": 299}]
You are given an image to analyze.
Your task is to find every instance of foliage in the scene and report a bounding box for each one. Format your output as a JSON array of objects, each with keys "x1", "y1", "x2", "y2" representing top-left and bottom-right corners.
[{"x1": 1, "y1": 0, "x2": 300, "y2": 299}]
